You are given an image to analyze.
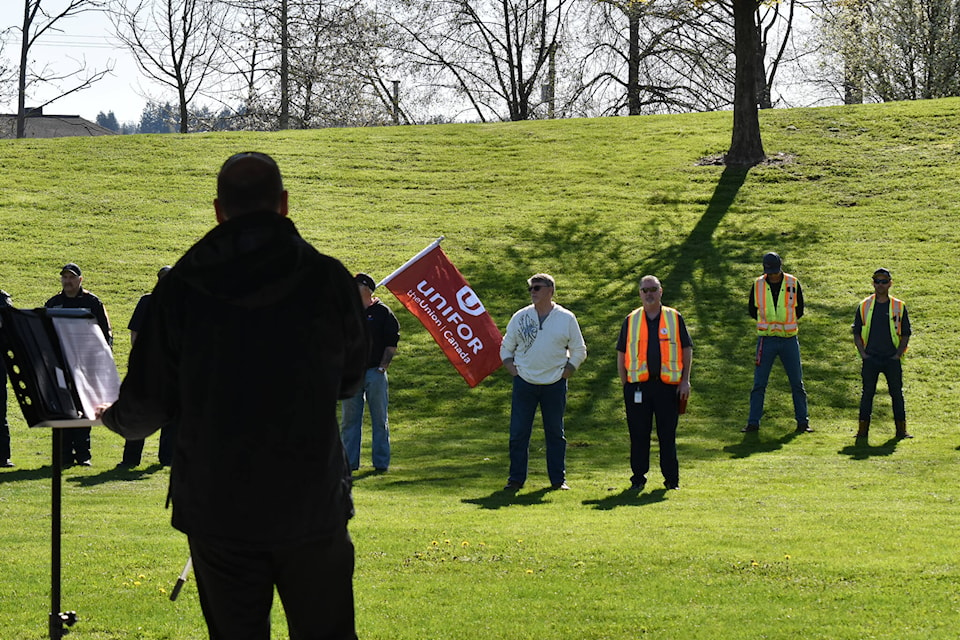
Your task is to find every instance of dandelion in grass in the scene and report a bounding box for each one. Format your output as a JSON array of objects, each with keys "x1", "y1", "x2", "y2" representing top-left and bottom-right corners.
[
  {"x1": 525, "y1": 569, "x2": 534, "y2": 574},
  {"x1": 461, "y1": 541, "x2": 469, "y2": 547},
  {"x1": 784, "y1": 554, "x2": 791, "y2": 561},
  {"x1": 751, "y1": 560, "x2": 759, "y2": 567}
]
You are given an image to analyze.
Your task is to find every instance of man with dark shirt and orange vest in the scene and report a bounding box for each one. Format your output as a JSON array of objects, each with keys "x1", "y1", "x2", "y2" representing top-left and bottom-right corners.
[
  {"x1": 852, "y1": 267, "x2": 912, "y2": 440},
  {"x1": 617, "y1": 275, "x2": 692, "y2": 492},
  {"x1": 743, "y1": 252, "x2": 811, "y2": 434}
]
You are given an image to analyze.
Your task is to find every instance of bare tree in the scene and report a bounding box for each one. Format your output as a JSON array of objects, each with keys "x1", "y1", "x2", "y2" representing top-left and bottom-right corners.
[
  {"x1": 217, "y1": 0, "x2": 400, "y2": 130},
  {"x1": 817, "y1": 0, "x2": 960, "y2": 103},
  {"x1": 14, "y1": 0, "x2": 111, "y2": 138},
  {"x1": 110, "y1": 0, "x2": 229, "y2": 133},
  {"x1": 576, "y1": 0, "x2": 731, "y2": 116},
  {"x1": 388, "y1": 0, "x2": 573, "y2": 122}
]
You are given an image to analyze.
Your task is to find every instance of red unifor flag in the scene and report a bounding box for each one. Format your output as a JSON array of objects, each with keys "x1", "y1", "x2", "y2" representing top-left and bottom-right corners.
[{"x1": 379, "y1": 238, "x2": 502, "y2": 387}]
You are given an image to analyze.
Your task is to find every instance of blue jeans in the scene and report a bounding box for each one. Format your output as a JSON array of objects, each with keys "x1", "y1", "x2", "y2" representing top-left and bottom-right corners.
[
  {"x1": 748, "y1": 336, "x2": 808, "y2": 426},
  {"x1": 340, "y1": 368, "x2": 390, "y2": 471},
  {"x1": 860, "y1": 355, "x2": 906, "y2": 422},
  {"x1": 508, "y1": 377, "x2": 567, "y2": 486}
]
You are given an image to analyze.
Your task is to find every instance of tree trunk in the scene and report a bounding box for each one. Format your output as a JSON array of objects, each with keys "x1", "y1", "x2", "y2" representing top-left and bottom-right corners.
[
  {"x1": 16, "y1": 2, "x2": 30, "y2": 139},
  {"x1": 726, "y1": 0, "x2": 765, "y2": 167},
  {"x1": 627, "y1": 5, "x2": 640, "y2": 115},
  {"x1": 280, "y1": 0, "x2": 290, "y2": 130}
]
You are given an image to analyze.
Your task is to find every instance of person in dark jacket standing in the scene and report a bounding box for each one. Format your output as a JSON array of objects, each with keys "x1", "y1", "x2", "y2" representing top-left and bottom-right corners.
[
  {"x1": 46, "y1": 262, "x2": 113, "y2": 466},
  {"x1": 117, "y1": 265, "x2": 176, "y2": 468},
  {"x1": 340, "y1": 272, "x2": 400, "y2": 472},
  {"x1": 1, "y1": 289, "x2": 13, "y2": 467},
  {"x1": 99, "y1": 152, "x2": 368, "y2": 640}
]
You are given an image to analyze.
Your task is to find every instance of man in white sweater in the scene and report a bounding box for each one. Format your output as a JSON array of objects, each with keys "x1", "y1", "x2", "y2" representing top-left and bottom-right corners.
[{"x1": 500, "y1": 273, "x2": 587, "y2": 491}]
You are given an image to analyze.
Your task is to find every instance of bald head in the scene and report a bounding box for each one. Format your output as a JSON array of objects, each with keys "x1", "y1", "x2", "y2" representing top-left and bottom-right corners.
[{"x1": 215, "y1": 152, "x2": 286, "y2": 221}]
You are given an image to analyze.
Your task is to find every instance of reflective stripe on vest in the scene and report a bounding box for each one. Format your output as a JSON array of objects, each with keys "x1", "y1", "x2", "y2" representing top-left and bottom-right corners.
[
  {"x1": 624, "y1": 306, "x2": 683, "y2": 384},
  {"x1": 755, "y1": 274, "x2": 798, "y2": 337},
  {"x1": 859, "y1": 295, "x2": 904, "y2": 350}
]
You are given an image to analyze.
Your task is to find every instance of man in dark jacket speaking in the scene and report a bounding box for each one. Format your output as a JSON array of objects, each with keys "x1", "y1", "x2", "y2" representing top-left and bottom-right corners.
[{"x1": 99, "y1": 152, "x2": 368, "y2": 640}]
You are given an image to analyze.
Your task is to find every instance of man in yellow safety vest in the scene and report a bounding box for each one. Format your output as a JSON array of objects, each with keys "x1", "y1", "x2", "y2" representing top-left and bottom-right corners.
[
  {"x1": 852, "y1": 268, "x2": 912, "y2": 440},
  {"x1": 742, "y1": 252, "x2": 811, "y2": 434}
]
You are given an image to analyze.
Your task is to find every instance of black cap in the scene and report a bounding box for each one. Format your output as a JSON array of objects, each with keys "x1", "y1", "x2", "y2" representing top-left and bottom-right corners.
[
  {"x1": 873, "y1": 267, "x2": 892, "y2": 278},
  {"x1": 762, "y1": 252, "x2": 782, "y2": 274},
  {"x1": 355, "y1": 273, "x2": 376, "y2": 291},
  {"x1": 60, "y1": 263, "x2": 82, "y2": 277}
]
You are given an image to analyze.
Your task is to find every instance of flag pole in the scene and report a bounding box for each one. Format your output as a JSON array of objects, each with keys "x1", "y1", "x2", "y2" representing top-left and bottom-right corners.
[{"x1": 377, "y1": 236, "x2": 444, "y2": 289}]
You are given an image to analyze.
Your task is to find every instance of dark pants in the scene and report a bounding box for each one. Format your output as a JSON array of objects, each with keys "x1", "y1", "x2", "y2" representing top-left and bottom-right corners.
[
  {"x1": 62, "y1": 426, "x2": 91, "y2": 464},
  {"x1": 623, "y1": 380, "x2": 680, "y2": 487},
  {"x1": 188, "y1": 530, "x2": 357, "y2": 640},
  {"x1": 120, "y1": 422, "x2": 177, "y2": 466},
  {"x1": 2, "y1": 368, "x2": 10, "y2": 461},
  {"x1": 508, "y1": 376, "x2": 568, "y2": 486},
  {"x1": 859, "y1": 356, "x2": 906, "y2": 422}
]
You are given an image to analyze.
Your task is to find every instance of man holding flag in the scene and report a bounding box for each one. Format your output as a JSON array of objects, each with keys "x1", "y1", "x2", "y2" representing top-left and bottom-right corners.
[
  {"x1": 341, "y1": 273, "x2": 401, "y2": 472},
  {"x1": 500, "y1": 274, "x2": 587, "y2": 492}
]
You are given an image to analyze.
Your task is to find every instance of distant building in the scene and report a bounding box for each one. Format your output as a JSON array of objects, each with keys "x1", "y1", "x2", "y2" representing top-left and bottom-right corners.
[{"x1": 0, "y1": 108, "x2": 116, "y2": 139}]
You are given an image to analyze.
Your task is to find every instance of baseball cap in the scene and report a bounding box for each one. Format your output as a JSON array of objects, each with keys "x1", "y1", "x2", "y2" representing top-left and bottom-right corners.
[
  {"x1": 60, "y1": 263, "x2": 82, "y2": 277},
  {"x1": 762, "y1": 252, "x2": 782, "y2": 274},
  {"x1": 355, "y1": 273, "x2": 376, "y2": 291},
  {"x1": 873, "y1": 267, "x2": 892, "y2": 278}
]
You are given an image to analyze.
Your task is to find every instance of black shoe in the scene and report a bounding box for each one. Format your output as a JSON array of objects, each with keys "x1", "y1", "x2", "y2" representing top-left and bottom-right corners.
[
  {"x1": 629, "y1": 481, "x2": 645, "y2": 492},
  {"x1": 795, "y1": 422, "x2": 814, "y2": 433},
  {"x1": 115, "y1": 461, "x2": 138, "y2": 469},
  {"x1": 741, "y1": 423, "x2": 760, "y2": 433},
  {"x1": 665, "y1": 484, "x2": 680, "y2": 490},
  {"x1": 550, "y1": 482, "x2": 570, "y2": 491},
  {"x1": 78, "y1": 459, "x2": 92, "y2": 467},
  {"x1": 503, "y1": 481, "x2": 523, "y2": 491},
  {"x1": 1, "y1": 459, "x2": 14, "y2": 468}
]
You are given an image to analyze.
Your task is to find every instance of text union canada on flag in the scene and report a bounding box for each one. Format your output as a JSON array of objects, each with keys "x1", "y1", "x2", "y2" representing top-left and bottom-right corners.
[{"x1": 380, "y1": 240, "x2": 502, "y2": 387}]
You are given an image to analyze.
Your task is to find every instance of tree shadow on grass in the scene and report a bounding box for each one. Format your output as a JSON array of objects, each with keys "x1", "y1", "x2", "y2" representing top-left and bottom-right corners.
[
  {"x1": 838, "y1": 437, "x2": 899, "y2": 460},
  {"x1": 581, "y1": 488, "x2": 668, "y2": 511},
  {"x1": 461, "y1": 487, "x2": 553, "y2": 510}
]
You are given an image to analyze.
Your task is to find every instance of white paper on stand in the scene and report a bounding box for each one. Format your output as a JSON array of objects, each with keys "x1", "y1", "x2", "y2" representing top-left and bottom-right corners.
[{"x1": 51, "y1": 316, "x2": 121, "y2": 419}]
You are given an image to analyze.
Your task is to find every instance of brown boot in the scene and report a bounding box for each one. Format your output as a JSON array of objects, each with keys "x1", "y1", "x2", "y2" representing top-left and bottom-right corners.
[
  {"x1": 895, "y1": 421, "x2": 913, "y2": 439},
  {"x1": 856, "y1": 420, "x2": 870, "y2": 438}
]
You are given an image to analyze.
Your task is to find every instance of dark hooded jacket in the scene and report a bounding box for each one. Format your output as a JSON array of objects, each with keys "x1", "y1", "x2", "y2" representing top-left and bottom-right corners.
[{"x1": 103, "y1": 211, "x2": 367, "y2": 547}]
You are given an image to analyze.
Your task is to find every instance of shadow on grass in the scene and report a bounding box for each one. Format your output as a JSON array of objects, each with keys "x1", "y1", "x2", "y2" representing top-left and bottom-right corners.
[
  {"x1": 68, "y1": 462, "x2": 166, "y2": 487},
  {"x1": 722, "y1": 429, "x2": 802, "y2": 459},
  {"x1": 581, "y1": 488, "x2": 668, "y2": 511},
  {"x1": 461, "y1": 487, "x2": 554, "y2": 510},
  {"x1": 0, "y1": 464, "x2": 53, "y2": 483},
  {"x1": 838, "y1": 437, "x2": 900, "y2": 459}
]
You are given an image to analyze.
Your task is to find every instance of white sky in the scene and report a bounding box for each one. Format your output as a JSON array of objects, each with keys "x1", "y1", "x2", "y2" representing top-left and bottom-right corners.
[{"x1": 1, "y1": 6, "x2": 151, "y2": 125}]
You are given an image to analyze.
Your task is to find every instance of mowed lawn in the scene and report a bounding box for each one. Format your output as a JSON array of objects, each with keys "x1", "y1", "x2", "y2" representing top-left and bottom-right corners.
[{"x1": 1, "y1": 98, "x2": 960, "y2": 639}]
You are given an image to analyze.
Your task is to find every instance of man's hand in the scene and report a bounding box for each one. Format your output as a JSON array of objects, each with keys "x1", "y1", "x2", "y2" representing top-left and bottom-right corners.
[{"x1": 94, "y1": 403, "x2": 113, "y2": 419}]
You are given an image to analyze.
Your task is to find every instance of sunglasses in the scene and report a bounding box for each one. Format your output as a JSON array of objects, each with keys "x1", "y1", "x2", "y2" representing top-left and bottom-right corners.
[
  {"x1": 873, "y1": 279, "x2": 890, "y2": 285},
  {"x1": 528, "y1": 284, "x2": 552, "y2": 292},
  {"x1": 640, "y1": 287, "x2": 660, "y2": 293}
]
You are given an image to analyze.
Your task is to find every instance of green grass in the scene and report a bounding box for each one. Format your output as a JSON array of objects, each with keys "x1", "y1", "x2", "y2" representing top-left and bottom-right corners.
[{"x1": 2, "y1": 98, "x2": 960, "y2": 638}]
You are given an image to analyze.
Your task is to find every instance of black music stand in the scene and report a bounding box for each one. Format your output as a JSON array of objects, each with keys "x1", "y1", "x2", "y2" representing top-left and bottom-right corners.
[{"x1": 0, "y1": 306, "x2": 119, "y2": 639}]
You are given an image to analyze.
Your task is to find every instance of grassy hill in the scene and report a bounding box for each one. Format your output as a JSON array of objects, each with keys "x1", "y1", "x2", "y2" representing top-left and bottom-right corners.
[{"x1": 2, "y1": 99, "x2": 959, "y2": 639}]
